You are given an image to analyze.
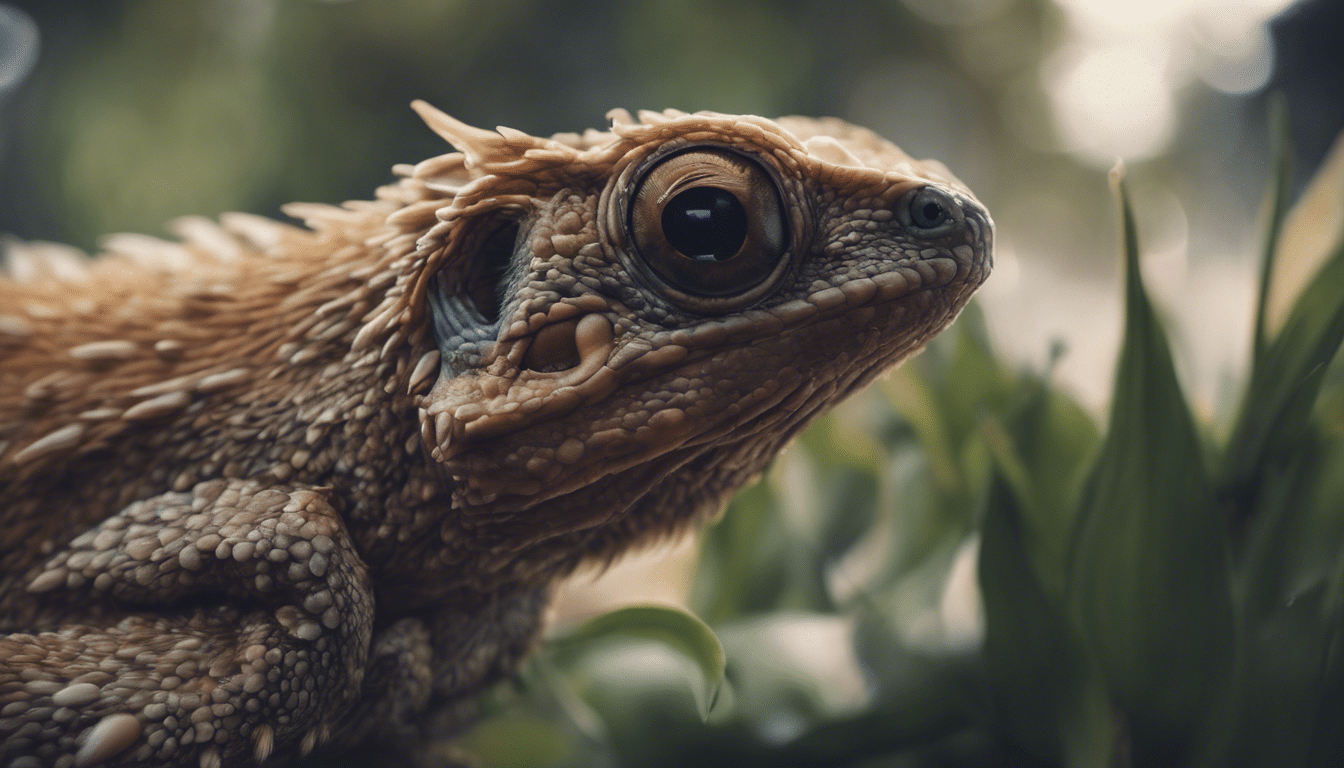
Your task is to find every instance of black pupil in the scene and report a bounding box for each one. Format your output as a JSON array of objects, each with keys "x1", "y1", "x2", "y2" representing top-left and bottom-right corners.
[
  {"x1": 661, "y1": 187, "x2": 747, "y2": 262},
  {"x1": 916, "y1": 201, "x2": 946, "y2": 228}
]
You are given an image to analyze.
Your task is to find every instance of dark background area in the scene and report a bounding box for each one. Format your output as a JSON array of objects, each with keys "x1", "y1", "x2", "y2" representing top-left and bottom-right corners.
[{"x1": 1, "y1": 0, "x2": 1338, "y2": 254}]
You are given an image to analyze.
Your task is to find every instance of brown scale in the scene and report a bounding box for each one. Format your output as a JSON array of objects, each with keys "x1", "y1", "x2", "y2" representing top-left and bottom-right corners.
[{"x1": 0, "y1": 102, "x2": 992, "y2": 767}]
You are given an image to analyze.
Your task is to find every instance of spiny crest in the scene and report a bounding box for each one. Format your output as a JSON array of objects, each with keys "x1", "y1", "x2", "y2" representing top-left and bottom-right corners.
[
  {"x1": 406, "y1": 101, "x2": 973, "y2": 214},
  {"x1": 0, "y1": 238, "x2": 91, "y2": 284},
  {"x1": 411, "y1": 100, "x2": 582, "y2": 175}
]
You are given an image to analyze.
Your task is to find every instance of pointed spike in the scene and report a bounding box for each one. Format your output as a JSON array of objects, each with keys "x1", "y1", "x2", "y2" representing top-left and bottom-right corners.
[
  {"x1": 495, "y1": 125, "x2": 530, "y2": 140},
  {"x1": 435, "y1": 411, "x2": 453, "y2": 451},
  {"x1": 420, "y1": 407, "x2": 434, "y2": 446},
  {"x1": 252, "y1": 723, "x2": 274, "y2": 763},
  {"x1": 300, "y1": 727, "x2": 319, "y2": 757},
  {"x1": 407, "y1": 350, "x2": 441, "y2": 393},
  {"x1": 410, "y1": 100, "x2": 505, "y2": 167}
]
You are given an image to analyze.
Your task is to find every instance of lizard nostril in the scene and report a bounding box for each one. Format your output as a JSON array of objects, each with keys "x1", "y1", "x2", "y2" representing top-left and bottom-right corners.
[{"x1": 520, "y1": 318, "x2": 582, "y2": 373}]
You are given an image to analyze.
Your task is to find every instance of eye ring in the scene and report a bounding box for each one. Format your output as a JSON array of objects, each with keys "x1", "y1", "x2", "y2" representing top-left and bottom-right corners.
[
  {"x1": 901, "y1": 186, "x2": 962, "y2": 238},
  {"x1": 624, "y1": 147, "x2": 791, "y2": 311}
]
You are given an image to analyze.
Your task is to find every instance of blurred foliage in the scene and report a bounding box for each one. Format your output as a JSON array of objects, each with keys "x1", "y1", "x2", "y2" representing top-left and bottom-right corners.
[
  {"x1": 452, "y1": 116, "x2": 1344, "y2": 767},
  {"x1": 4, "y1": 2, "x2": 1344, "y2": 766},
  {"x1": 6, "y1": 0, "x2": 1311, "y2": 287}
]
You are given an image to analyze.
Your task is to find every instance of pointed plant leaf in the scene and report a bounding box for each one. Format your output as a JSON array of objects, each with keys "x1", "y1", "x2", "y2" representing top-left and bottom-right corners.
[
  {"x1": 555, "y1": 605, "x2": 726, "y2": 721},
  {"x1": 984, "y1": 375, "x2": 1101, "y2": 597},
  {"x1": 882, "y1": 363, "x2": 960, "y2": 494},
  {"x1": 1253, "y1": 92, "x2": 1294, "y2": 355},
  {"x1": 1225, "y1": 128, "x2": 1344, "y2": 518},
  {"x1": 881, "y1": 303, "x2": 1018, "y2": 505},
  {"x1": 980, "y1": 462, "x2": 1112, "y2": 763},
  {"x1": 1237, "y1": 437, "x2": 1323, "y2": 619},
  {"x1": 1266, "y1": 126, "x2": 1344, "y2": 339},
  {"x1": 1068, "y1": 166, "x2": 1235, "y2": 761},
  {"x1": 1225, "y1": 234, "x2": 1344, "y2": 495}
]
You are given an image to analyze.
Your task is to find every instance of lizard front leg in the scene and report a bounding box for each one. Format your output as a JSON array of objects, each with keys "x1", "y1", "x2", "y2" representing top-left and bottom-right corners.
[
  {"x1": 0, "y1": 479, "x2": 374, "y2": 768},
  {"x1": 327, "y1": 588, "x2": 550, "y2": 766}
]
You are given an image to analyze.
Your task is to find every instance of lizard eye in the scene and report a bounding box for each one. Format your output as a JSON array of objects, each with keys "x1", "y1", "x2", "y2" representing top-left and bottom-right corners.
[
  {"x1": 628, "y1": 148, "x2": 787, "y2": 302},
  {"x1": 902, "y1": 187, "x2": 961, "y2": 237}
]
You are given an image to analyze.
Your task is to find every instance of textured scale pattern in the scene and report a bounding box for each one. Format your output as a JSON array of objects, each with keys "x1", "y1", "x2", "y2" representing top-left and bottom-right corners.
[{"x1": 0, "y1": 104, "x2": 991, "y2": 767}]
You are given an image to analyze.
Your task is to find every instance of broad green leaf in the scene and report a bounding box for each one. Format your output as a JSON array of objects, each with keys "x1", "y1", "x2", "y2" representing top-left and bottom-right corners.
[
  {"x1": 870, "y1": 308, "x2": 1023, "y2": 593},
  {"x1": 1224, "y1": 229, "x2": 1344, "y2": 588},
  {"x1": 933, "y1": 303, "x2": 1020, "y2": 461},
  {"x1": 796, "y1": 409, "x2": 884, "y2": 567},
  {"x1": 554, "y1": 605, "x2": 727, "y2": 720},
  {"x1": 980, "y1": 464, "x2": 1112, "y2": 764},
  {"x1": 882, "y1": 356, "x2": 961, "y2": 495},
  {"x1": 1213, "y1": 573, "x2": 1344, "y2": 768},
  {"x1": 1068, "y1": 167, "x2": 1235, "y2": 761},
  {"x1": 1285, "y1": 437, "x2": 1344, "y2": 596}
]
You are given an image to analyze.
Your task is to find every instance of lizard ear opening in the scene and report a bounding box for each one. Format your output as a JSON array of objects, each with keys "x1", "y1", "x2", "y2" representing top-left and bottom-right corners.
[
  {"x1": 427, "y1": 218, "x2": 520, "y2": 360},
  {"x1": 461, "y1": 219, "x2": 519, "y2": 325}
]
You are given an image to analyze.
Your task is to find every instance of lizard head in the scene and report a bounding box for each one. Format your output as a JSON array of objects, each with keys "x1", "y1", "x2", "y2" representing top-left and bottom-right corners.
[{"x1": 394, "y1": 103, "x2": 991, "y2": 572}]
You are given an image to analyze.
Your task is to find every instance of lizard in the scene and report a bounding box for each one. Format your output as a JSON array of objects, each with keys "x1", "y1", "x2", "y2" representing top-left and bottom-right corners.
[{"x1": 0, "y1": 102, "x2": 992, "y2": 767}]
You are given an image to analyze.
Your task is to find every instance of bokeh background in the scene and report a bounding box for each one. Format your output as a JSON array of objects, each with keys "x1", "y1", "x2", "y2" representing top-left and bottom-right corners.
[
  {"x1": 1, "y1": 0, "x2": 1340, "y2": 410},
  {"x1": 1, "y1": 2, "x2": 1343, "y2": 765}
]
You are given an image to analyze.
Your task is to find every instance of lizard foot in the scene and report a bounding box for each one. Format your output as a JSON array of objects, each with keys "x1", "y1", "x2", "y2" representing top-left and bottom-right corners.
[{"x1": 0, "y1": 479, "x2": 374, "y2": 767}]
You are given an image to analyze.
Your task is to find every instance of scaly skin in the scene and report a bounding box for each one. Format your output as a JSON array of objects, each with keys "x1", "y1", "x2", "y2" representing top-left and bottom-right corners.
[{"x1": 0, "y1": 104, "x2": 992, "y2": 767}]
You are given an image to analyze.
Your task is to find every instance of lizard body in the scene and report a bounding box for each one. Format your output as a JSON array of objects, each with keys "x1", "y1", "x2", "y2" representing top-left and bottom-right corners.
[{"x1": 0, "y1": 104, "x2": 991, "y2": 767}]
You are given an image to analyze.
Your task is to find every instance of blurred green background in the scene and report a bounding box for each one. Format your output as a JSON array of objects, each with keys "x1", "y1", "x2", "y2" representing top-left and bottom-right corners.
[
  {"x1": 0, "y1": 0, "x2": 1340, "y2": 408},
  {"x1": 3, "y1": 2, "x2": 1344, "y2": 767}
]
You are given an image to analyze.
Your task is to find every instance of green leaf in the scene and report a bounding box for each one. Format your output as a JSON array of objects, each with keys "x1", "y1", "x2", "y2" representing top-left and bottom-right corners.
[
  {"x1": 1233, "y1": 241, "x2": 1344, "y2": 469},
  {"x1": 755, "y1": 685, "x2": 969, "y2": 767},
  {"x1": 555, "y1": 606, "x2": 727, "y2": 721},
  {"x1": 870, "y1": 307, "x2": 1024, "y2": 592},
  {"x1": 693, "y1": 478, "x2": 790, "y2": 623},
  {"x1": 1251, "y1": 92, "x2": 1294, "y2": 363},
  {"x1": 1262, "y1": 121, "x2": 1344, "y2": 342},
  {"x1": 1310, "y1": 539, "x2": 1344, "y2": 765},
  {"x1": 1214, "y1": 581, "x2": 1336, "y2": 768},
  {"x1": 1068, "y1": 166, "x2": 1235, "y2": 761},
  {"x1": 983, "y1": 377, "x2": 1100, "y2": 598},
  {"x1": 980, "y1": 461, "x2": 1114, "y2": 764},
  {"x1": 1224, "y1": 128, "x2": 1344, "y2": 525},
  {"x1": 457, "y1": 710, "x2": 575, "y2": 768},
  {"x1": 881, "y1": 305, "x2": 1017, "y2": 498}
]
